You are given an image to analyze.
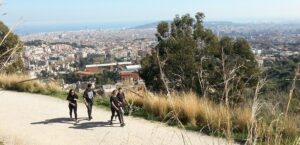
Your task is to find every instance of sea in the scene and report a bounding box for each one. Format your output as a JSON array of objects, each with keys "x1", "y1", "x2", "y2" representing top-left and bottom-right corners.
[{"x1": 13, "y1": 22, "x2": 148, "y2": 35}]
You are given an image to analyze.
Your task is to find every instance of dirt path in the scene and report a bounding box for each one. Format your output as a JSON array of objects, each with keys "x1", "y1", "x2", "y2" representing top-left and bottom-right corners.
[{"x1": 0, "y1": 90, "x2": 235, "y2": 145}]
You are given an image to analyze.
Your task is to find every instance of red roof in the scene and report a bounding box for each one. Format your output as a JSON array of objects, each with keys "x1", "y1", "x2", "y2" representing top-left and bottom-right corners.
[
  {"x1": 85, "y1": 67, "x2": 99, "y2": 72},
  {"x1": 120, "y1": 71, "x2": 138, "y2": 75},
  {"x1": 120, "y1": 71, "x2": 139, "y2": 80},
  {"x1": 76, "y1": 71, "x2": 97, "y2": 75}
]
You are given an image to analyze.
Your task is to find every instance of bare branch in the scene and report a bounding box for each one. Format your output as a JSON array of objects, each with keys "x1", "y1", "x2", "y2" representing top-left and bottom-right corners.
[
  {"x1": 285, "y1": 65, "x2": 300, "y2": 118},
  {"x1": 156, "y1": 48, "x2": 171, "y2": 98},
  {"x1": 0, "y1": 41, "x2": 22, "y2": 71}
]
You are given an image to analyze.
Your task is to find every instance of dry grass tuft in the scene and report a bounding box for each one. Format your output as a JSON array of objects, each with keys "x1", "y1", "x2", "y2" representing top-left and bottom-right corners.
[
  {"x1": 0, "y1": 73, "x2": 61, "y2": 95},
  {"x1": 234, "y1": 106, "x2": 252, "y2": 131},
  {"x1": 126, "y1": 90, "x2": 299, "y2": 143},
  {"x1": 127, "y1": 91, "x2": 238, "y2": 131}
]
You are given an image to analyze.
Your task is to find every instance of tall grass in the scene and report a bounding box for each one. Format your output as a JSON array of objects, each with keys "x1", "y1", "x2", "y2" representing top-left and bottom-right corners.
[
  {"x1": 0, "y1": 73, "x2": 65, "y2": 97},
  {"x1": 127, "y1": 92, "x2": 238, "y2": 131},
  {"x1": 126, "y1": 91, "x2": 299, "y2": 144}
]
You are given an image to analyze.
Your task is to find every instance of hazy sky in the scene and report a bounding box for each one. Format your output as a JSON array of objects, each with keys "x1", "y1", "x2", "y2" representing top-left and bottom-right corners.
[{"x1": 1, "y1": 0, "x2": 300, "y2": 26}]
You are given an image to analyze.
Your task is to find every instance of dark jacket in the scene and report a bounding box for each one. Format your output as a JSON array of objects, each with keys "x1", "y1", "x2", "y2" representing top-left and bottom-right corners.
[
  {"x1": 110, "y1": 96, "x2": 121, "y2": 109},
  {"x1": 117, "y1": 92, "x2": 125, "y2": 105},
  {"x1": 67, "y1": 94, "x2": 78, "y2": 104}
]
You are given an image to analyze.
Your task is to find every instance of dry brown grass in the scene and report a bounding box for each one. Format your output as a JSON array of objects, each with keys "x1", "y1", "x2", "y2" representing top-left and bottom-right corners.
[
  {"x1": 0, "y1": 73, "x2": 61, "y2": 95},
  {"x1": 127, "y1": 91, "x2": 236, "y2": 131},
  {"x1": 257, "y1": 117, "x2": 297, "y2": 145},
  {"x1": 126, "y1": 90, "x2": 299, "y2": 143},
  {"x1": 234, "y1": 106, "x2": 252, "y2": 131}
]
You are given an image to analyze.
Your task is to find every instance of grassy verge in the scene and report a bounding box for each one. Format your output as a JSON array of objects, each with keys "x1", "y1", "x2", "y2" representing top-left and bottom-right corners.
[
  {"x1": 93, "y1": 91, "x2": 299, "y2": 144},
  {"x1": 0, "y1": 73, "x2": 299, "y2": 144},
  {"x1": 128, "y1": 93, "x2": 299, "y2": 144},
  {"x1": 0, "y1": 74, "x2": 64, "y2": 96}
]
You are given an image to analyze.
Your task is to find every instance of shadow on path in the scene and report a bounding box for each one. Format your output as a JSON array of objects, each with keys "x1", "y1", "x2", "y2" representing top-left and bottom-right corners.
[
  {"x1": 31, "y1": 117, "x2": 87, "y2": 125},
  {"x1": 69, "y1": 121, "x2": 120, "y2": 129},
  {"x1": 31, "y1": 118, "x2": 121, "y2": 130}
]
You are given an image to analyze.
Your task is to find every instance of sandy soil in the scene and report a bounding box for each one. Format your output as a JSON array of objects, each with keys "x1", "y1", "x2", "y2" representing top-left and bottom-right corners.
[{"x1": 0, "y1": 90, "x2": 236, "y2": 145}]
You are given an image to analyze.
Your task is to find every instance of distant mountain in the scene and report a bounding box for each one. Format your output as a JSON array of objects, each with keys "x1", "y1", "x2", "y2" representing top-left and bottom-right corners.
[
  {"x1": 131, "y1": 21, "x2": 300, "y2": 32},
  {"x1": 132, "y1": 21, "x2": 169, "y2": 29},
  {"x1": 132, "y1": 21, "x2": 236, "y2": 29}
]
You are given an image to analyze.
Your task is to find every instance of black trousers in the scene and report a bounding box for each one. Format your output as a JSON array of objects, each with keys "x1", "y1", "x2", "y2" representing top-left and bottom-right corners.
[
  {"x1": 111, "y1": 108, "x2": 124, "y2": 124},
  {"x1": 86, "y1": 103, "x2": 93, "y2": 119},
  {"x1": 68, "y1": 104, "x2": 77, "y2": 120}
]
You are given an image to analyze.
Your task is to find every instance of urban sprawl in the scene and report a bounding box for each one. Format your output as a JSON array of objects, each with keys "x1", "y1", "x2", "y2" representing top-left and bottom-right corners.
[{"x1": 21, "y1": 22, "x2": 300, "y2": 92}]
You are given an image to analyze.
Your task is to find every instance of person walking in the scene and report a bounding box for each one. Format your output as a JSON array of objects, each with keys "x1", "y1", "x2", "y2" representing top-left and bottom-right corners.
[
  {"x1": 109, "y1": 90, "x2": 125, "y2": 127},
  {"x1": 117, "y1": 87, "x2": 127, "y2": 108},
  {"x1": 66, "y1": 89, "x2": 78, "y2": 123},
  {"x1": 116, "y1": 87, "x2": 128, "y2": 115},
  {"x1": 83, "y1": 83, "x2": 96, "y2": 121}
]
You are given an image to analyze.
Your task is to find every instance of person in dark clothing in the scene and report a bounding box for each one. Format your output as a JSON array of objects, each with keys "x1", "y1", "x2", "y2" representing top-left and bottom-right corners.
[
  {"x1": 66, "y1": 89, "x2": 78, "y2": 123},
  {"x1": 117, "y1": 87, "x2": 127, "y2": 107},
  {"x1": 116, "y1": 87, "x2": 128, "y2": 117},
  {"x1": 83, "y1": 83, "x2": 96, "y2": 121},
  {"x1": 110, "y1": 90, "x2": 125, "y2": 127}
]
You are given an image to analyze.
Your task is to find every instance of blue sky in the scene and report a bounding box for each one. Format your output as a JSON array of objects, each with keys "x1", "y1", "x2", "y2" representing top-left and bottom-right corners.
[{"x1": 1, "y1": 0, "x2": 300, "y2": 26}]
